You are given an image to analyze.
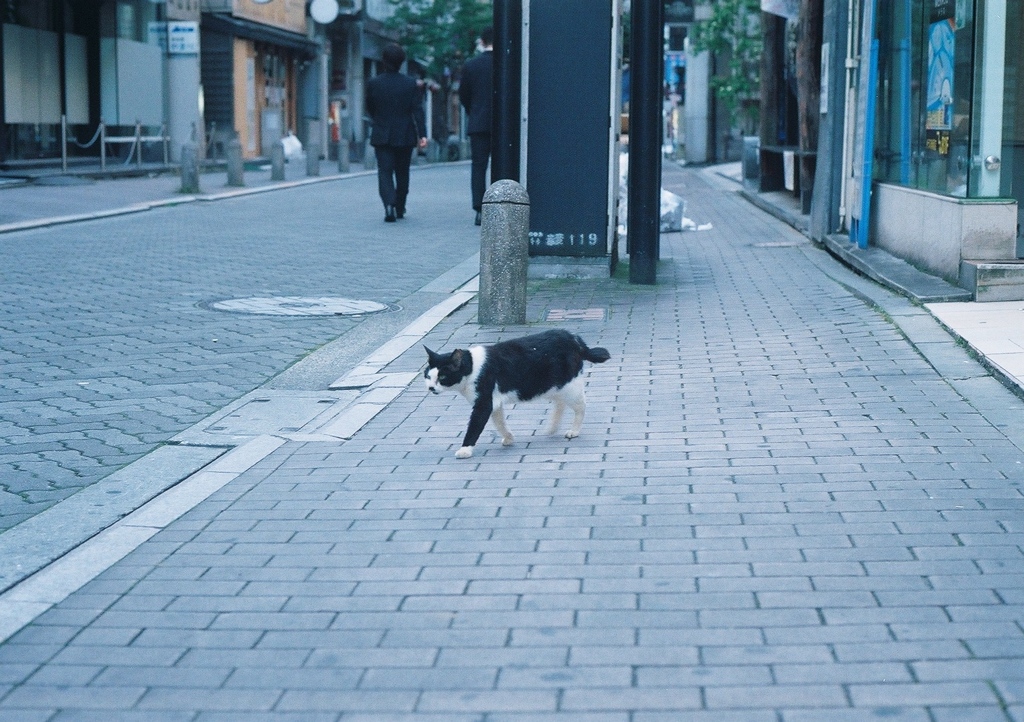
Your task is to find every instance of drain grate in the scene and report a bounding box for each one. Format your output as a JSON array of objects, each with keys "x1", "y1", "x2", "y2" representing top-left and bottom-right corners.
[{"x1": 206, "y1": 296, "x2": 391, "y2": 317}]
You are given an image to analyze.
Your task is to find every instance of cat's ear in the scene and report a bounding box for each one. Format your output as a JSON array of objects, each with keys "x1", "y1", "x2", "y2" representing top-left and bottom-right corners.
[
  {"x1": 424, "y1": 346, "x2": 438, "y2": 363},
  {"x1": 450, "y1": 349, "x2": 464, "y2": 366}
]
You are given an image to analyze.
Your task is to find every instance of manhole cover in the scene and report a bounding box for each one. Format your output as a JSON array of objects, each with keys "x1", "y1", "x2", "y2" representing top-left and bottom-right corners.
[{"x1": 207, "y1": 296, "x2": 391, "y2": 317}]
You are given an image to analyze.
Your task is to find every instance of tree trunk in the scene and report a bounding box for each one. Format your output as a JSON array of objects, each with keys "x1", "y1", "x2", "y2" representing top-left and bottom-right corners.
[
  {"x1": 758, "y1": 12, "x2": 786, "y2": 192},
  {"x1": 758, "y1": 12, "x2": 782, "y2": 148},
  {"x1": 796, "y1": 0, "x2": 823, "y2": 212}
]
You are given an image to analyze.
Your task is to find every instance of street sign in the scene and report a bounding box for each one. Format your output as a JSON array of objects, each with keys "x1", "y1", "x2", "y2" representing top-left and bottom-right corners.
[
  {"x1": 527, "y1": 0, "x2": 617, "y2": 260},
  {"x1": 167, "y1": 21, "x2": 199, "y2": 55}
]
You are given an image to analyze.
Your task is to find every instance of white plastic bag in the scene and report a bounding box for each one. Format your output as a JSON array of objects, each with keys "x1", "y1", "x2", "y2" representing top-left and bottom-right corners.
[
  {"x1": 280, "y1": 132, "x2": 303, "y2": 160},
  {"x1": 660, "y1": 189, "x2": 685, "y2": 232}
]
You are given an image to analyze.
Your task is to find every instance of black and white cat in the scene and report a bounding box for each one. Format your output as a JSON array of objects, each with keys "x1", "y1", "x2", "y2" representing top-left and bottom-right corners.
[{"x1": 424, "y1": 329, "x2": 611, "y2": 458}]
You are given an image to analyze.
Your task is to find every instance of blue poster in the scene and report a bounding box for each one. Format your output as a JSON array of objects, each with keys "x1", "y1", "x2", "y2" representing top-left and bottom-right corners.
[{"x1": 926, "y1": 19, "x2": 954, "y2": 132}]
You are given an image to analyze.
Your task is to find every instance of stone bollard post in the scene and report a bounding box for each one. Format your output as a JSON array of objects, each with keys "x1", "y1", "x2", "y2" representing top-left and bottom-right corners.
[
  {"x1": 226, "y1": 138, "x2": 244, "y2": 187},
  {"x1": 479, "y1": 180, "x2": 529, "y2": 326},
  {"x1": 270, "y1": 140, "x2": 285, "y2": 181},
  {"x1": 306, "y1": 142, "x2": 320, "y2": 177},
  {"x1": 180, "y1": 142, "x2": 200, "y2": 194},
  {"x1": 363, "y1": 140, "x2": 376, "y2": 171},
  {"x1": 337, "y1": 141, "x2": 350, "y2": 173}
]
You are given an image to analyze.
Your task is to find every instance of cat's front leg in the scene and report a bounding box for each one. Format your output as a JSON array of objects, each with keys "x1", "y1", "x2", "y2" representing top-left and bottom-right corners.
[{"x1": 457, "y1": 395, "x2": 493, "y2": 459}]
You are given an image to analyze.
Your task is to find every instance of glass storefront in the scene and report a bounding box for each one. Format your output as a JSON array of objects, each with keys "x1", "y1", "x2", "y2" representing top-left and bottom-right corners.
[
  {"x1": 874, "y1": 0, "x2": 976, "y2": 197},
  {"x1": 874, "y1": 0, "x2": 1023, "y2": 222}
]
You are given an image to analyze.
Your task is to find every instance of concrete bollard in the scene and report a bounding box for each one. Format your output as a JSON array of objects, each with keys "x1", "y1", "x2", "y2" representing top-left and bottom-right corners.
[
  {"x1": 337, "y1": 142, "x2": 350, "y2": 173},
  {"x1": 479, "y1": 180, "x2": 529, "y2": 326},
  {"x1": 226, "y1": 138, "x2": 244, "y2": 187},
  {"x1": 363, "y1": 140, "x2": 377, "y2": 171},
  {"x1": 270, "y1": 140, "x2": 285, "y2": 181},
  {"x1": 306, "y1": 142, "x2": 320, "y2": 177},
  {"x1": 180, "y1": 142, "x2": 200, "y2": 194}
]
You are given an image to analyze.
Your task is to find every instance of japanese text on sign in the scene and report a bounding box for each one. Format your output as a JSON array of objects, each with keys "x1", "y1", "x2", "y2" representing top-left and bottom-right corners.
[{"x1": 529, "y1": 232, "x2": 600, "y2": 248}]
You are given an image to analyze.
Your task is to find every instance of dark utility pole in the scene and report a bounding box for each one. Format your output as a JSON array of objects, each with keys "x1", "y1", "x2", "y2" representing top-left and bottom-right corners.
[
  {"x1": 492, "y1": 0, "x2": 522, "y2": 182},
  {"x1": 627, "y1": 0, "x2": 663, "y2": 284}
]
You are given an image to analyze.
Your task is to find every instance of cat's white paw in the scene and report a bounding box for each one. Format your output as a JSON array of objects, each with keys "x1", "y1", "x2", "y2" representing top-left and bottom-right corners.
[
  {"x1": 546, "y1": 425, "x2": 560, "y2": 436},
  {"x1": 455, "y1": 446, "x2": 474, "y2": 459},
  {"x1": 564, "y1": 430, "x2": 579, "y2": 440},
  {"x1": 501, "y1": 435, "x2": 515, "y2": 447}
]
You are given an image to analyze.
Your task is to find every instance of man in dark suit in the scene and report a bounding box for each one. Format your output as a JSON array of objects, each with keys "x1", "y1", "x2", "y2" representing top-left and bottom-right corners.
[
  {"x1": 459, "y1": 27, "x2": 493, "y2": 226},
  {"x1": 366, "y1": 43, "x2": 427, "y2": 222}
]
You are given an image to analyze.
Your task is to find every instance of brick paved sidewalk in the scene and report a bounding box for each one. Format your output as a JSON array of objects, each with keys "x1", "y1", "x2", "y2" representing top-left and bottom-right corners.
[{"x1": 0, "y1": 165, "x2": 1022, "y2": 720}]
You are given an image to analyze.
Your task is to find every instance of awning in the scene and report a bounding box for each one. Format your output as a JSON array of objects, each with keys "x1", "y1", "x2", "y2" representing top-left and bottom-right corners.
[{"x1": 203, "y1": 13, "x2": 320, "y2": 58}]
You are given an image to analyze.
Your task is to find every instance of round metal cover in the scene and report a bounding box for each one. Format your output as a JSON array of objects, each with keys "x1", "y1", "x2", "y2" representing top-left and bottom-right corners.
[{"x1": 208, "y1": 296, "x2": 390, "y2": 317}]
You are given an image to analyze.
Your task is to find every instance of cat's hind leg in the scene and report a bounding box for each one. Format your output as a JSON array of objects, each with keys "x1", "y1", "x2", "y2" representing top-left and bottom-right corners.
[
  {"x1": 547, "y1": 398, "x2": 566, "y2": 435},
  {"x1": 491, "y1": 406, "x2": 515, "y2": 446},
  {"x1": 564, "y1": 380, "x2": 586, "y2": 439}
]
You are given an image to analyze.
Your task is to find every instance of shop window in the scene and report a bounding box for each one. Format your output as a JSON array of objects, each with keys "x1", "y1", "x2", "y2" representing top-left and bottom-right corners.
[{"x1": 875, "y1": 0, "x2": 974, "y2": 197}]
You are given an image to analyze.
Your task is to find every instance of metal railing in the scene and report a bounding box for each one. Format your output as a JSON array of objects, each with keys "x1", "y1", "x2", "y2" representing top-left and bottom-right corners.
[{"x1": 61, "y1": 115, "x2": 170, "y2": 172}]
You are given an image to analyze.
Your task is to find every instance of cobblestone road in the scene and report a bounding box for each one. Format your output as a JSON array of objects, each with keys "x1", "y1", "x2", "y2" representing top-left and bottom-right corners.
[{"x1": 0, "y1": 164, "x2": 480, "y2": 531}]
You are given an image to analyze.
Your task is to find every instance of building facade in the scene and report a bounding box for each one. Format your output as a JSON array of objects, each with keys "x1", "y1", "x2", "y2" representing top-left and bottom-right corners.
[
  {"x1": 1, "y1": 0, "x2": 181, "y2": 166},
  {"x1": 814, "y1": 0, "x2": 1024, "y2": 299}
]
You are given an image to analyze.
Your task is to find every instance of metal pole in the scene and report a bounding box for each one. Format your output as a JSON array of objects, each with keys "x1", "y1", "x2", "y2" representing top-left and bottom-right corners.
[
  {"x1": 627, "y1": 0, "x2": 663, "y2": 284},
  {"x1": 135, "y1": 120, "x2": 142, "y2": 167},
  {"x1": 492, "y1": 0, "x2": 522, "y2": 182},
  {"x1": 61, "y1": 115, "x2": 68, "y2": 173},
  {"x1": 100, "y1": 121, "x2": 106, "y2": 171}
]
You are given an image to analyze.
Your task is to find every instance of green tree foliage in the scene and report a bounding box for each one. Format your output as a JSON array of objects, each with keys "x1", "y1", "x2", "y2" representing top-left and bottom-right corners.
[
  {"x1": 385, "y1": 0, "x2": 493, "y2": 83},
  {"x1": 690, "y1": 0, "x2": 762, "y2": 133}
]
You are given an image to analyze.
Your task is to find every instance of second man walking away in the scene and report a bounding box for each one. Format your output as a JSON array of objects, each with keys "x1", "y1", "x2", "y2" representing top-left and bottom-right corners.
[
  {"x1": 366, "y1": 43, "x2": 427, "y2": 223},
  {"x1": 459, "y1": 27, "x2": 493, "y2": 227}
]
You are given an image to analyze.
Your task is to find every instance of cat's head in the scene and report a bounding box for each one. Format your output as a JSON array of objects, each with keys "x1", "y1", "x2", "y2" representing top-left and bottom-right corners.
[{"x1": 424, "y1": 346, "x2": 473, "y2": 394}]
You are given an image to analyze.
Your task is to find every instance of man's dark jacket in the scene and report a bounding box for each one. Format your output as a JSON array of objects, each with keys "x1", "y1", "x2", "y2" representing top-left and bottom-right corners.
[
  {"x1": 459, "y1": 50, "x2": 492, "y2": 135},
  {"x1": 366, "y1": 71, "x2": 426, "y2": 147}
]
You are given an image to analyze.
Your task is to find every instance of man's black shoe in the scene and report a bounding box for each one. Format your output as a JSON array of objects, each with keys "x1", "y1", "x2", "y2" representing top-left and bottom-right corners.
[
  {"x1": 384, "y1": 206, "x2": 397, "y2": 223},
  {"x1": 396, "y1": 207, "x2": 405, "y2": 219},
  {"x1": 474, "y1": 211, "x2": 482, "y2": 226}
]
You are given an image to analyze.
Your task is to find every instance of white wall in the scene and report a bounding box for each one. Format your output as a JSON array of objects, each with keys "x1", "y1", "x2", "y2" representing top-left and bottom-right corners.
[{"x1": 2, "y1": 25, "x2": 61, "y2": 124}]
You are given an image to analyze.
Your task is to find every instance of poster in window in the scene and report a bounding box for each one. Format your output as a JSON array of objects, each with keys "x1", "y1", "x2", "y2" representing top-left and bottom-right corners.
[{"x1": 925, "y1": 18, "x2": 954, "y2": 155}]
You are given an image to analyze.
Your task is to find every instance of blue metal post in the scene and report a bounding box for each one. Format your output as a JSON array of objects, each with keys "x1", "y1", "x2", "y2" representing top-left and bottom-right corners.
[
  {"x1": 857, "y1": 38, "x2": 880, "y2": 249},
  {"x1": 899, "y1": 0, "x2": 911, "y2": 184}
]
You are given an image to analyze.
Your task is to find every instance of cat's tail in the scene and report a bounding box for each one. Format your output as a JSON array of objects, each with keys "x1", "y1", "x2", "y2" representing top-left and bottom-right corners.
[{"x1": 578, "y1": 338, "x2": 611, "y2": 364}]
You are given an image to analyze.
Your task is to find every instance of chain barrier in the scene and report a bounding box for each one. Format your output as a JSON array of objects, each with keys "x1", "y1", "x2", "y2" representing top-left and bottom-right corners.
[
  {"x1": 62, "y1": 116, "x2": 170, "y2": 172},
  {"x1": 69, "y1": 124, "x2": 103, "y2": 149}
]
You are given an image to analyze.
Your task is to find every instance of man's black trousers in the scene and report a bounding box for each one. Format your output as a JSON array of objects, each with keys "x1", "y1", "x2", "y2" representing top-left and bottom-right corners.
[
  {"x1": 374, "y1": 145, "x2": 414, "y2": 210},
  {"x1": 469, "y1": 132, "x2": 491, "y2": 212}
]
